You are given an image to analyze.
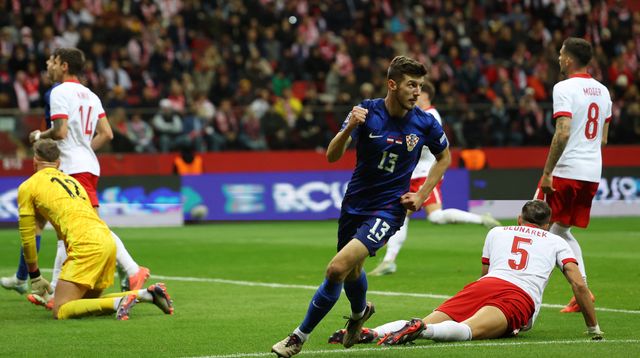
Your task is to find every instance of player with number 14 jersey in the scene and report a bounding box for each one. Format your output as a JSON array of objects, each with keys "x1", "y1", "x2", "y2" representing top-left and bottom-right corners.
[{"x1": 50, "y1": 79, "x2": 106, "y2": 178}]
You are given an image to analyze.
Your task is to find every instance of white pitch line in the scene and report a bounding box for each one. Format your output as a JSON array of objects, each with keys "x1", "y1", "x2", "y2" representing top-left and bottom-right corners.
[
  {"x1": 150, "y1": 274, "x2": 640, "y2": 315},
  {"x1": 187, "y1": 339, "x2": 640, "y2": 358}
]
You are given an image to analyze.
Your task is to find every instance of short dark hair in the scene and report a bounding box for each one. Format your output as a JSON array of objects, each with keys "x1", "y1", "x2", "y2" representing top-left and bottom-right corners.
[
  {"x1": 387, "y1": 56, "x2": 428, "y2": 83},
  {"x1": 34, "y1": 139, "x2": 60, "y2": 162},
  {"x1": 54, "y1": 48, "x2": 85, "y2": 75},
  {"x1": 521, "y1": 200, "x2": 551, "y2": 226},
  {"x1": 563, "y1": 37, "x2": 592, "y2": 67},
  {"x1": 423, "y1": 81, "x2": 435, "y2": 100}
]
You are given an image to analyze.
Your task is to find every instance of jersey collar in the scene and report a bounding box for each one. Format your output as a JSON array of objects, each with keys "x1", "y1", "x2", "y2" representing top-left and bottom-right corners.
[
  {"x1": 63, "y1": 79, "x2": 81, "y2": 83},
  {"x1": 568, "y1": 73, "x2": 591, "y2": 79}
]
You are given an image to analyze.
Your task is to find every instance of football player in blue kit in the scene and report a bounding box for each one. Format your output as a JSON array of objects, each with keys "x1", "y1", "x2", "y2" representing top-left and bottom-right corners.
[{"x1": 272, "y1": 56, "x2": 452, "y2": 357}]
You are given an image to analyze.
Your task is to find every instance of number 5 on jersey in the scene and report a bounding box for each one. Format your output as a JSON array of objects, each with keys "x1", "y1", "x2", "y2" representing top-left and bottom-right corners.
[
  {"x1": 79, "y1": 105, "x2": 94, "y2": 136},
  {"x1": 509, "y1": 236, "x2": 532, "y2": 270}
]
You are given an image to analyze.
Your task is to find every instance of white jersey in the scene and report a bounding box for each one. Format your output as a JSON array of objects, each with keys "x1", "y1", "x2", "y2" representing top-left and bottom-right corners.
[
  {"x1": 50, "y1": 80, "x2": 105, "y2": 176},
  {"x1": 481, "y1": 225, "x2": 577, "y2": 329},
  {"x1": 552, "y1": 74, "x2": 612, "y2": 182},
  {"x1": 411, "y1": 106, "x2": 443, "y2": 179}
]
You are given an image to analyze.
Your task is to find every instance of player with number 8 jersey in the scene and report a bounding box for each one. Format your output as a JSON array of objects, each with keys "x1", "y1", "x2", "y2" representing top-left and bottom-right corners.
[{"x1": 535, "y1": 37, "x2": 611, "y2": 313}]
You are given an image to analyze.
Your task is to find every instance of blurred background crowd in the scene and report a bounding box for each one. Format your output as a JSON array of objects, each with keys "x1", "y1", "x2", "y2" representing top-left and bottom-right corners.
[{"x1": 0, "y1": 0, "x2": 638, "y2": 157}]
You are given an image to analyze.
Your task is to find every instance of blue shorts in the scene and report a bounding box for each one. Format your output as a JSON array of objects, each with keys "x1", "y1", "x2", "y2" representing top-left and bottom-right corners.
[{"x1": 337, "y1": 213, "x2": 402, "y2": 256}]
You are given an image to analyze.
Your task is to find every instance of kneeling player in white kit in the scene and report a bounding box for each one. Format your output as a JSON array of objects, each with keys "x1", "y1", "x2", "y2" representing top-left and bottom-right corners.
[
  {"x1": 330, "y1": 200, "x2": 602, "y2": 345},
  {"x1": 370, "y1": 82, "x2": 500, "y2": 276}
]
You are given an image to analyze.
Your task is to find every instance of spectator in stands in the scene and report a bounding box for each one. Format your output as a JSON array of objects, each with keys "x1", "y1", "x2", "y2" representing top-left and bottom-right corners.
[
  {"x1": 262, "y1": 106, "x2": 290, "y2": 150},
  {"x1": 271, "y1": 68, "x2": 292, "y2": 97},
  {"x1": 0, "y1": 1, "x2": 636, "y2": 153},
  {"x1": 519, "y1": 88, "x2": 548, "y2": 145},
  {"x1": 178, "y1": 108, "x2": 207, "y2": 153},
  {"x1": 126, "y1": 113, "x2": 155, "y2": 153},
  {"x1": 273, "y1": 87, "x2": 303, "y2": 129},
  {"x1": 103, "y1": 58, "x2": 132, "y2": 92},
  {"x1": 239, "y1": 109, "x2": 268, "y2": 151},
  {"x1": 213, "y1": 98, "x2": 239, "y2": 150},
  {"x1": 109, "y1": 107, "x2": 135, "y2": 153},
  {"x1": 152, "y1": 99, "x2": 183, "y2": 152},
  {"x1": 489, "y1": 97, "x2": 511, "y2": 147},
  {"x1": 208, "y1": 72, "x2": 234, "y2": 106},
  {"x1": 249, "y1": 88, "x2": 271, "y2": 121}
]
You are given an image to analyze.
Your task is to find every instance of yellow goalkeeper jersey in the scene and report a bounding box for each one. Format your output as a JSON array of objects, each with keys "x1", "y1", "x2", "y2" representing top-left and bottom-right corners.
[{"x1": 18, "y1": 167, "x2": 110, "y2": 264}]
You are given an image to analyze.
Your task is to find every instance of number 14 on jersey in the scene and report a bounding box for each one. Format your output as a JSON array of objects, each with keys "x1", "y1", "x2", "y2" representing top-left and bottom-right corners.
[{"x1": 79, "y1": 105, "x2": 94, "y2": 136}]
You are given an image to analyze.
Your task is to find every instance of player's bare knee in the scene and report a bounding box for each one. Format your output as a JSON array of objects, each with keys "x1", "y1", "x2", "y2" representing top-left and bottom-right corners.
[{"x1": 325, "y1": 262, "x2": 348, "y2": 282}]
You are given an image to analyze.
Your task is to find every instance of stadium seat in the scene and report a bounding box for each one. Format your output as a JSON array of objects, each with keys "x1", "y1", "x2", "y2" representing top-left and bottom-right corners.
[{"x1": 291, "y1": 81, "x2": 309, "y2": 100}]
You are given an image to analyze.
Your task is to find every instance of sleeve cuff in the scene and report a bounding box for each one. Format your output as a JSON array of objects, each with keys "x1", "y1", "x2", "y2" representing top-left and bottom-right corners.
[
  {"x1": 51, "y1": 114, "x2": 68, "y2": 120},
  {"x1": 553, "y1": 111, "x2": 572, "y2": 119}
]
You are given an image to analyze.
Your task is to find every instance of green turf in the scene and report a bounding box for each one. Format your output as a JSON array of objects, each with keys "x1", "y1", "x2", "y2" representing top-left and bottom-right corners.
[{"x1": 1, "y1": 218, "x2": 639, "y2": 357}]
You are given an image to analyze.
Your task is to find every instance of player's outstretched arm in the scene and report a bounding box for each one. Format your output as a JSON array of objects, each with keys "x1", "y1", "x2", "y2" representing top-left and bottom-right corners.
[
  {"x1": 562, "y1": 262, "x2": 600, "y2": 334},
  {"x1": 326, "y1": 106, "x2": 367, "y2": 162},
  {"x1": 91, "y1": 116, "x2": 114, "y2": 151}
]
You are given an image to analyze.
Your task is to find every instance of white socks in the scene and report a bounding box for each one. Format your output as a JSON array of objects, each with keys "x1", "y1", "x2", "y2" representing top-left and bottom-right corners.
[
  {"x1": 420, "y1": 321, "x2": 472, "y2": 341},
  {"x1": 50, "y1": 239, "x2": 67, "y2": 291},
  {"x1": 293, "y1": 327, "x2": 309, "y2": 342},
  {"x1": 112, "y1": 231, "x2": 140, "y2": 276},
  {"x1": 428, "y1": 209, "x2": 482, "y2": 225},
  {"x1": 383, "y1": 216, "x2": 410, "y2": 262},
  {"x1": 550, "y1": 224, "x2": 587, "y2": 283},
  {"x1": 372, "y1": 320, "x2": 409, "y2": 337}
]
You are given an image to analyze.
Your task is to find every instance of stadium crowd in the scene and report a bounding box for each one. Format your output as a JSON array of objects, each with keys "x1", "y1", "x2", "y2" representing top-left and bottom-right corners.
[{"x1": 0, "y1": 0, "x2": 638, "y2": 154}]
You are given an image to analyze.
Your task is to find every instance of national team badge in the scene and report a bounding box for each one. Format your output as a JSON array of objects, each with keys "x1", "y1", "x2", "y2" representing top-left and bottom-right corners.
[{"x1": 406, "y1": 134, "x2": 419, "y2": 152}]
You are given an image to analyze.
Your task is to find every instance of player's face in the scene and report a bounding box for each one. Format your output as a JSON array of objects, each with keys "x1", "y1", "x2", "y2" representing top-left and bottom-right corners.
[
  {"x1": 393, "y1": 75, "x2": 424, "y2": 111},
  {"x1": 47, "y1": 55, "x2": 64, "y2": 82},
  {"x1": 558, "y1": 45, "x2": 570, "y2": 75}
]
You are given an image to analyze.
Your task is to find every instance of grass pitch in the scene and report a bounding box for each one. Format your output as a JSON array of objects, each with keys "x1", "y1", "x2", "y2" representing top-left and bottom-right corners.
[{"x1": 1, "y1": 217, "x2": 639, "y2": 357}]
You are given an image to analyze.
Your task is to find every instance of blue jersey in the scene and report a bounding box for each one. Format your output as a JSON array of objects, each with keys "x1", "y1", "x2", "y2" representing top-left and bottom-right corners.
[
  {"x1": 340, "y1": 98, "x2": 448, "y2": 224},
  {"x1": 43, "y1": 83, "x2": 61, "y2": 129}
]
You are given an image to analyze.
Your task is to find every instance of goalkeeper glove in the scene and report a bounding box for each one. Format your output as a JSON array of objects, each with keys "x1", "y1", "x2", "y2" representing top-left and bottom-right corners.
[{"x1": 29, "y1": 270, "x2": 53, "y2": 296}]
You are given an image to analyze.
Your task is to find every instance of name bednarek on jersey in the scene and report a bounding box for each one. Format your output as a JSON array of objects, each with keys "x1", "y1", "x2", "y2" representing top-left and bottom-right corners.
[
  {"x1": 482, "y1": 225, "x2": 577, "y2": 330},
  {"x1": 552, "y1": 74, "x2": 612, "y2": 183},
  {"x1": 339, "y1": 99, "x2": 447, "y2": 224},
  {"x1": 50, "y1": 80, "x2": 106, "y2": 176}
]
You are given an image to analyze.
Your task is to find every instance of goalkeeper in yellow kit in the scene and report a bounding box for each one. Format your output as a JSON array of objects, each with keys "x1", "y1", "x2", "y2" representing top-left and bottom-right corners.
[{"x1": 18, "y1": 139, "x2": 174, "y2": 320}]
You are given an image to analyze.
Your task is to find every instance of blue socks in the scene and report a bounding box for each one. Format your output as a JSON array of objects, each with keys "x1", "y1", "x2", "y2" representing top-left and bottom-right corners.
[
  {"x1": 299, "y1": 278, "x2": 343, "y2": 334},
  {"x1": 344, "y1": 270, "x2": 368, "y2": 316},
  {"x1": 16, "y1": 235, "x2": 41, "y2": 280}
]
